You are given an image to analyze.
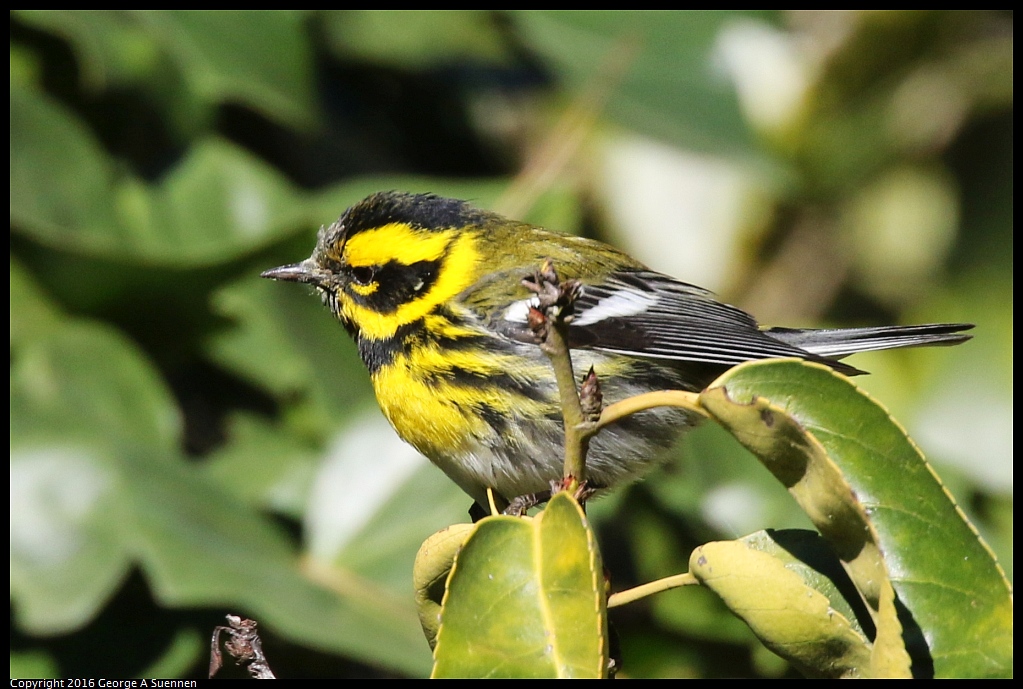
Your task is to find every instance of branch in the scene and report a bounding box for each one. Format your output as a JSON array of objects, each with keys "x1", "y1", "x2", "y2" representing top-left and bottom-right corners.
[{"x1": 523, "y1": 260, "x2": 594, "y2": 487}]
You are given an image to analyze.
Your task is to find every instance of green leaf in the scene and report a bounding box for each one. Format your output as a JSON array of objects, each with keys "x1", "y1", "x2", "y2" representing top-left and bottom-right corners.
[
  {"x1": 10, "y1": 650, "x2": 60, "y2": 680},
  {"x1": 10, "y1": 321, "x2": 179, "y2": 633},
  {"x1": 514, "y1": 11, "x2": 761, "y2": 154},
  {"x1": 124, "y1": 448, "x2": 433, "y2": 676},
  {"x1": 10, "y1": 83, "x2": 120, "y2": 251},
  {"x1": 205, "y1": 271, "x2": 373, "y2": 434},
  {"x1": 11, "y1": 321, "x2": 182, "y2": 452},
  {"x1": 134, "y1": 138, "x2": 304, "y2": 265},
  {"x1": 12, "y1": 79, "x2": 302, "y2": 265},
  {"x1": 199, "y1": 413, "x2": 321, "y2": 519},
  {"x1": 432, "y1": 491, "x2": 607, "y2": 678},
  {"x1": 10, "y1": 443, "x2": 133, "y2": 635},
  {"x1": 13, "y1": 10, "x2": 163, "y2": 90},
  {"x1": 702, "y1": 359, "x2": 1013, "y2": 678},
  {"x1": 414, "y1": 522, "x2": 477, "y2": 650},
  {"x1": 700, "y1": 383, "x2": 891, "y2": 613},
  {"x1": 10, "y1": 257, "x2": 63, "y2": 349},
  {"x1": 140, "y1": 10, "x2": 317, "y2": 130},
  {"x1": 690, "y1": 530, "x2": 873, "y2": 678},
  {"x1": 9, "y1": 317, "x2": 435, "y2": 675},
  {"x1": 739, "y1": 530, "x2": 873, "y2": 638},
  {"x1": 697, "y1": 381, "x2": 915, "y2": 678},
  {"x1": 323, "y1": 10, "x2": 513, "y2": 68}
]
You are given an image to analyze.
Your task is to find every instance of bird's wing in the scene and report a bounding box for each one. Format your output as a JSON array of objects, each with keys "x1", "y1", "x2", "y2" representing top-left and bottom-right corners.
[
  {"x1": 489, "y1": 268, "x2": 971, "y2": 378},
  {"x1": 491, "y1": 269, "x2": 853, "y2": 372},
  {"x1": 568, "y1": 270, "x2": 838, "y2": 366}
]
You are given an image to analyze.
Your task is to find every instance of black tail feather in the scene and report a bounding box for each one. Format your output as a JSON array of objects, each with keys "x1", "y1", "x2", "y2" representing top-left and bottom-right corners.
[{"x1": 766, "y1": 323, "x2": 974, "y2": 361}]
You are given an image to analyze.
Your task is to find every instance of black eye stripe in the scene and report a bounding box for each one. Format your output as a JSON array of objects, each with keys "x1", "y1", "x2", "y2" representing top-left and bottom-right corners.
[{"x1": 347, "y1": 259, "x2": 441, "y2": 312}]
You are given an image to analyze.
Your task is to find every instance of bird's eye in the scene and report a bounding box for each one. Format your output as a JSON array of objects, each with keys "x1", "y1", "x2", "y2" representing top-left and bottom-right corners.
[{"x1": 351, "y1": 266, "x2": 375, "y2": 285}]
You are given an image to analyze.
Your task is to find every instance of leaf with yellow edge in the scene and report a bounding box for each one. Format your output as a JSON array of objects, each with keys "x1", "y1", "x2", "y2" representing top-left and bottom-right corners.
[
  {"x1": 413, "y1": 523, "x2": 476, "y2": 651},
  {"x1": 700, "y1": 359, "x2": 1012, "y2": 678},
  {"x1": 431, "y1": 491, "x2": 607, "y2": 679},
  {"x1": 690, "y1": 530, "x2": 874, "y2": 678}
]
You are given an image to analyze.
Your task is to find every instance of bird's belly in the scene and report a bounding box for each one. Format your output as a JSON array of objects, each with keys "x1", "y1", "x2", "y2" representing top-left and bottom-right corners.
[
  {"x1": 440, "y1": 401, "x2": 697, "y2": 507},
  {"x1": 370, "y1": 347, "x2": 700, "y2": 505}
]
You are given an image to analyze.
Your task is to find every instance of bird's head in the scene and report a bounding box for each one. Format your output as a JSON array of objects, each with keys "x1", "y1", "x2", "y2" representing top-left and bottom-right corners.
[{"x1": 261, "y1": 191, "x2": 492, "y2": 342}]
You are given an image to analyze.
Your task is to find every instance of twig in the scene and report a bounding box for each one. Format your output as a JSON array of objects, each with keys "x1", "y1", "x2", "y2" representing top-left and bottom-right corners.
[
  {"x1": 596, "y1": 390, "x2": 708, "y2": 431},
  {"x1": 209, "y1": 615, "x2": 276, "y2": 679},
  {"x1": 607, "y1": 573, "x2": 699, "y2": 609},
  {"x1": 520, "y1": 263, "x2": 712, "y2": 611},
  {"x1": 523, "y1": 260, "x2": 592, "y2": 486}
]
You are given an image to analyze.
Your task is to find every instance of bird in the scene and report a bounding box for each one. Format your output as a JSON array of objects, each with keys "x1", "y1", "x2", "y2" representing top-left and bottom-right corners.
[{"x1": 262, "y1": 190, "x2": 972, "y2": 511}]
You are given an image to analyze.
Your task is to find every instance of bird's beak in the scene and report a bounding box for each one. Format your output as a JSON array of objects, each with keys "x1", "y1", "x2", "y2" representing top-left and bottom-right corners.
[{"x1": 261, "y1": 259, "x2": 322, "y2": 286}]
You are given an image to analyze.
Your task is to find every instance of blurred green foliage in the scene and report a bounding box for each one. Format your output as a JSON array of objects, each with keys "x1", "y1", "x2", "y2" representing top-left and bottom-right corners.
[{"x1": 10, "y1": 10, "x2": 1012, "y2": 678}]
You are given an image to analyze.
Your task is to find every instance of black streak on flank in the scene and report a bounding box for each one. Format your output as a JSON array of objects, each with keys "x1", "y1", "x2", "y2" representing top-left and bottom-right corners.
[
  {"x1": 442, "y1": 366, "x2": 551, "y2": 404},
  {"x1": 474, "y1": 402, "x2": 509, "y2": 435}
]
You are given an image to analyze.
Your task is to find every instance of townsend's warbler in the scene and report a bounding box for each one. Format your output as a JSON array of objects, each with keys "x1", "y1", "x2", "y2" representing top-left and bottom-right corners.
[{"x1": 262, "y1": 191, "x2": 971, "y2": 510}]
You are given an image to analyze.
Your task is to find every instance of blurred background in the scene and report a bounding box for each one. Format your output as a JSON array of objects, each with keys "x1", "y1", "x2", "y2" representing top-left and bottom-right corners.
[{"x1": 10, "y1": 10, "x2": 1012, "y2": 679}]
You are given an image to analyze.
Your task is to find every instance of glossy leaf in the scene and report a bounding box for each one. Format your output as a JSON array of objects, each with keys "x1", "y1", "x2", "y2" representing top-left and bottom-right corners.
[
  {"x1": 414, "y1": 523, "x2": 476, "y2": 650},
  {"x1": 739, "y1": 530, "x2": 873, "y2": 638},
  {"x1": 702, "y1": 359, "x2": 1012, "y2": 678},
  {"x1": 432, "y1": 491, "x2": 607, "y2": 678},
  {"x1": 700, "y1": 383, "x2": 890, "y2": 612},
  {"x1": 690, "y1": 531, "x2": 873, "y2": 678}
]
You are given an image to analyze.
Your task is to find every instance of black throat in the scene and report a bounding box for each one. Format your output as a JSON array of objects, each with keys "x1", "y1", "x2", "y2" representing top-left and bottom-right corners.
[{"x1": 357, "y1": 320, "x2": 424, "y2": 375}]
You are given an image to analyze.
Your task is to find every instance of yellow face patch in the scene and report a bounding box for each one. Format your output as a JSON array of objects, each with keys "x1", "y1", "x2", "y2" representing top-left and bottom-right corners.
[
  {"x1": 338, "y1": 225, "x2": 482, "y2": 340},
  {"x1": 343, "y1": 223, "x2": 453, "y2": 268}
]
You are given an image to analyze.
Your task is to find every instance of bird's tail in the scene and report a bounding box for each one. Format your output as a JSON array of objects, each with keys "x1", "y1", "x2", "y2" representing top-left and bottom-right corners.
[{"x1": 766, "y1": 323, "x2": 973, "y2": 361}]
